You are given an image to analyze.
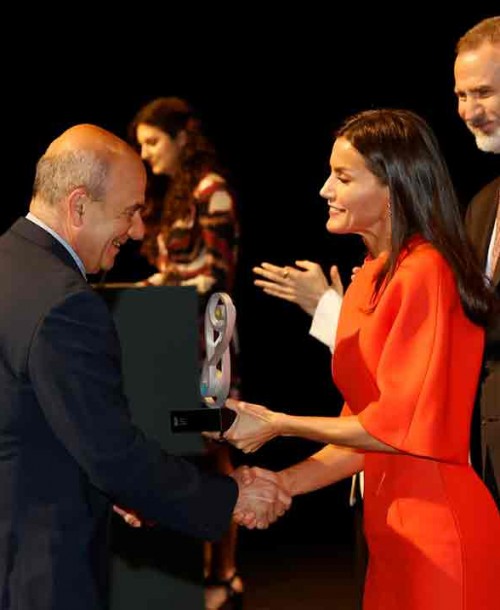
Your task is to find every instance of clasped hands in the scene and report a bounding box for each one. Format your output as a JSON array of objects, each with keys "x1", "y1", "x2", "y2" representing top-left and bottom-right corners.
[
  {"x1": 230, "y1": 465, "x2": 291, "y2": 529},
  {"x1": 114, "y1": 399, "x2": 292, "y2": 530},
  {"x1": 205, "y1": 399, "x2": 293, "y2": 528},
  {"x1": 113, "y1": 464, "x2": 291, "y2": 531}
]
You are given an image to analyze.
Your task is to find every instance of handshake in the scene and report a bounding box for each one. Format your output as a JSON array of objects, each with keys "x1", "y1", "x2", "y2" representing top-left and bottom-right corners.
[
  {"x1": 114, "y1": 398, "x2": 294, "y2": 530},
  {"x1": 229, "y1": 465, "x2": 291, "y2": 529},
  {"x1": 114, "y1": 465, "x2": 292, "y2": 531}
]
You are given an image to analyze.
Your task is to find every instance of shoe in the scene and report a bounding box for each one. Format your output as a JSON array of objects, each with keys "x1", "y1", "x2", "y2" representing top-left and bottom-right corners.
[{"x1": 205, "y1": 572, "x2": 243, "y2": 610}]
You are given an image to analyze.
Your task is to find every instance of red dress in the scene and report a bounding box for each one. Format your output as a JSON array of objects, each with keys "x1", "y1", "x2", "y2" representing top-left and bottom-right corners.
[{"x1": 333, "y1": 239, "x2": 500, "y2": 610}]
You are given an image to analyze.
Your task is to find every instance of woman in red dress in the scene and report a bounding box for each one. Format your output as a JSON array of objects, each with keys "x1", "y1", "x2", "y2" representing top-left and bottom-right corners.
[{"x1": 212, "y1": 109, "x2": 500, "y2": 609}]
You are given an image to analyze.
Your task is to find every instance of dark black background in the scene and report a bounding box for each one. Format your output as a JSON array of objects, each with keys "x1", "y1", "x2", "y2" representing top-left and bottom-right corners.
[{"x1": 5, "y1": 8, "x2": 499, "y2": 543}]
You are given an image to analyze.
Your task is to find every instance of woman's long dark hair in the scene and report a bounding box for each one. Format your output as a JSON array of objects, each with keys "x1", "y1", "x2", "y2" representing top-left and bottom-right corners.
[
  {"x1": 337, "y1": 108, "x2": 494, "y2": 326},
  {"x1": 128, "y1": 97, "x2": 223, "y2": 264}
]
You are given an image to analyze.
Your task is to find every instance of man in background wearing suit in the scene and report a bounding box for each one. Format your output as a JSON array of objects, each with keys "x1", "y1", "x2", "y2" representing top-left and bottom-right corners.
[
  {"x1": 0, "y1": 124, "x2": 290, "y2": 610},
  {"x1": 454, "y1": 15, "x2": 500, "y2": 509}
]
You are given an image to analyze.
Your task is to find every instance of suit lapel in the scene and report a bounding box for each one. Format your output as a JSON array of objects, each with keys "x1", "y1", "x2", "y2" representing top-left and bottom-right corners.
[
  {"x1": 467, "y1": 178, "x2": 500, "y2": 285},
  {"x1": 489, "y1": 181, "x2": 500, "y2": 288},
  {"x1": 10, "y1": 216, "x2": 83, "y2": 277}
]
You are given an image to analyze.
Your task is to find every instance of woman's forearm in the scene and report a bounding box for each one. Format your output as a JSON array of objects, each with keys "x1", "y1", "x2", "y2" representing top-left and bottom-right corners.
[
  {"x1": 280, "y1": 444, "x2": 365, "y2": 496},
  {"x1": 277, "y1": 413, "x2": 397, "y2": 453}
]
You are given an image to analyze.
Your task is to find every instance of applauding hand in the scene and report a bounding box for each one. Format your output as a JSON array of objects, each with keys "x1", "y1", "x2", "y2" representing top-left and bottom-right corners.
[{"x1": 253, "y1": 260, "x2": 331, "y2": 316}]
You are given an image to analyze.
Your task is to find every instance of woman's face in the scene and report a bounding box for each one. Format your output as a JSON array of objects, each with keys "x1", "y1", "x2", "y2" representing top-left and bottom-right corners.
[
  {"x1": 135, "y1": 123, "x2": 185, "y2": 176},
  {"x1": 319, "y1": 136, "x2": 390, "y2": 251}
]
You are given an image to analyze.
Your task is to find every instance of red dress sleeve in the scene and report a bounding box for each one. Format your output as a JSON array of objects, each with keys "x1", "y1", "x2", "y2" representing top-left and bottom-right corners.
[{"x1": 347, "y1": 249, "x2": 484, "y2": 462}]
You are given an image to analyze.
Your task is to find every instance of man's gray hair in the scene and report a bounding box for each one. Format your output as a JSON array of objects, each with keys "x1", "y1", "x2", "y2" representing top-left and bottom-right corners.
[
  {"x1": 33, "y1": 149, "x2": 110, "y2": 206},
  {"x1": 456, "y1": 16, "x2": 500, "y2": 53}
]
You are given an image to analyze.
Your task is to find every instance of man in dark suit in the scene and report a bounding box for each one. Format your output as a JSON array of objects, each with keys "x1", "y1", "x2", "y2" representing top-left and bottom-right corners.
[
  {"x1": 0, "y1": 124, "x2": 290, "y2": 609},
  {"x1": 454, "y1": 16, "x2": 500, "y2": 509}
]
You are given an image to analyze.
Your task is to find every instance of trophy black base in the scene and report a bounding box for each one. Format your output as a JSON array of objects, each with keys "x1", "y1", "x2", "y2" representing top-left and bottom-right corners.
[{"x1": 170, "y1": 406, "x2": 236, "y2": 433}]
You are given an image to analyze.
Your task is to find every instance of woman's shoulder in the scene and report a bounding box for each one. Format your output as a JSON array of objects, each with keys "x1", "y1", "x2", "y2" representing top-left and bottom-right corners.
[
  {"x1": 403, "y1": 238, "x2": 446, "y2": 262},
  {"x1": 194, "y1": 172, "x2": 235, "y2": 214},
  {"x1": 397, "y1": 239, "x2": 454, "y2": 289},
  {"x1": 194, "y1": 172, "x2": 227, "y2": 198}
]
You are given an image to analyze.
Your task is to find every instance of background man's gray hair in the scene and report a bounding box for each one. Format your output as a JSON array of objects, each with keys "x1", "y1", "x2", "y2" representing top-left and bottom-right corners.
[{"x1": 456, "y1": 16, "x2": 500, "y2": 53}]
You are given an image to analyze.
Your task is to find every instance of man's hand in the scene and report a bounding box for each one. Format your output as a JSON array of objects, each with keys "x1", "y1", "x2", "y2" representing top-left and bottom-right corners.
[
  {"x1": 230, "y1": 466, "x2": 292, "y2": 529},
  {"x1": 112, "y1": 505, "x2": 157, "y2": 528},
  {"x1": 113, "y1": 505, "x2": 143, "y2": 528},
  {"x1": 329, "y1": 265, "x2": 344, "y2": 296},
  {"x1": 350, "y1": 266, "x2": 361, "y2": 282}
]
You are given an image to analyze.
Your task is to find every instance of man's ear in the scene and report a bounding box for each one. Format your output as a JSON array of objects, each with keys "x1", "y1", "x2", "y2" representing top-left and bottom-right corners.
[{"x1": 68, "y1": 188, "x2": 87, "y2": 226}]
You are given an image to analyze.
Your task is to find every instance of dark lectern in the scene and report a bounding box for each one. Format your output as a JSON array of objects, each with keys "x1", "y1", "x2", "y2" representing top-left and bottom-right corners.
[{"x1": 97, "y1": 284, "x2": 205, "y2": 610}]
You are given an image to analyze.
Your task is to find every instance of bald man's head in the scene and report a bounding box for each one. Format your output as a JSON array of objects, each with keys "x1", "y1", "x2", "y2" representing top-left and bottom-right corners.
[
  {"x1": 29, "y1": 124, "x2": 147, "y2": 274},
  {"x1": 33, "y1": 124, "x2": 142, "y2": 207},
  {"x1": 45, "y1": 124, "x2": 133, "y2": 160}
]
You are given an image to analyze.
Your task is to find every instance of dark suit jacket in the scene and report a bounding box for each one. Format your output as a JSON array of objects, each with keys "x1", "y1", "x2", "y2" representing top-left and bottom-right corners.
[
  {"x1": 465, "y1": 176, "x2": 500, "y2": 508},
  {"x1": 0, "y1": 218, "x2": 238, "y2": 609}
]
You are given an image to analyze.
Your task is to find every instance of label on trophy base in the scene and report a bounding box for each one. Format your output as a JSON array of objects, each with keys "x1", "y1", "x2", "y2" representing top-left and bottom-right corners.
[{"x1": 170, "y1": 406, "x2": 236, "y2": 433}]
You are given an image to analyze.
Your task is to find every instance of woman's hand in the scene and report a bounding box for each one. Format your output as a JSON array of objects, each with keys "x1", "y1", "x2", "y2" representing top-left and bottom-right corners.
[
  {"x1": 253, "y1": 260, "x2": 336, "y2": 316},
  {"x1": 204, "y1": 398, "x2": 285, "y2": 453}
]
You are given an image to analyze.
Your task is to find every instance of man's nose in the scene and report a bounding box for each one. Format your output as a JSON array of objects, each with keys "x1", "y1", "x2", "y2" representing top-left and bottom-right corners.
[{"x1": 461, "y1": 97, "x2": 484, "y2": 122}]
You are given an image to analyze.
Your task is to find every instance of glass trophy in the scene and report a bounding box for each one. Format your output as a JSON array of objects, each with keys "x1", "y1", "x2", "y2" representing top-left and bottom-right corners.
[{"x1": 170, "y1": 292, "x2": 237, "y2": 434}]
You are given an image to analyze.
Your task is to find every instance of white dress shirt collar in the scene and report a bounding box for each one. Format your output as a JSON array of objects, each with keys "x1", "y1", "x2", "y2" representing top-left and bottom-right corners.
[{"x1": 26, "y1": 212, "x2": 87, "y2": 279}]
